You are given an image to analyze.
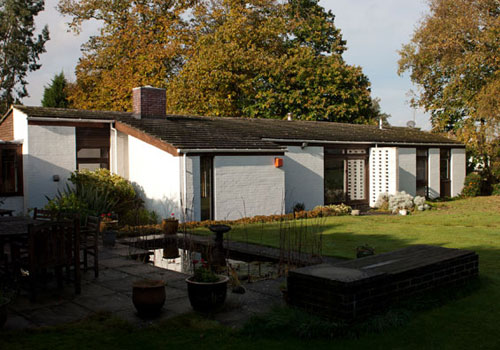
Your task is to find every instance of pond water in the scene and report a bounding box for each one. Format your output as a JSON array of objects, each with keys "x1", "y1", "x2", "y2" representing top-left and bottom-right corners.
[{"x1": 148, "y1": 248, "x2": 282, "y2": 282}]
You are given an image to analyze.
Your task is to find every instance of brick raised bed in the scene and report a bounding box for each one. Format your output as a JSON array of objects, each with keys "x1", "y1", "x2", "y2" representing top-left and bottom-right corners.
[{"x1": 287, "y1": 245, "x2": 478, "y2": 320}]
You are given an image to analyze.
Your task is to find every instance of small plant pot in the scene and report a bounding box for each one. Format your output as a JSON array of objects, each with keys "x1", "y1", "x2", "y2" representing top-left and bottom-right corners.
[
  {"x1": 161, "y1": 219, "x2": 179, "y2": 235},
  {"x1": 102, "y1": 230, "x2": 116, "y2": 248},
  {"x1": 186, "y1": 275, "x2": 229, "y2": 313},
  {"x1": 0, "y1": 297, "x2": 10, "y2": 328},
  {"x1": 132, "y1": 280, "x2": 166, "y2": 317},
  {"x1": 356, "y1": 248, "x2": 375, "y2": 259}
]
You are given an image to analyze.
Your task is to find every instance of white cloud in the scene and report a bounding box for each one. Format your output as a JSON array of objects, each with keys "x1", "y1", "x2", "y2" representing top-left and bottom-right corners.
[{"x1": 23, "y1": 0, "x2": 432, "y2": 129}]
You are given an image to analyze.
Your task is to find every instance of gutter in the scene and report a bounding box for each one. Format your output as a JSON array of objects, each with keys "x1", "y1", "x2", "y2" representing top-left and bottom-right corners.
[
  {"x1": 261, "y1": 138, "x2": 464, "y2": 147},
  {"x1": 27, "y1": 117, "x2": 114, "y2": 123},
  {"x1": 178, "y1": 148, "x2": 286, "y2": 154}
]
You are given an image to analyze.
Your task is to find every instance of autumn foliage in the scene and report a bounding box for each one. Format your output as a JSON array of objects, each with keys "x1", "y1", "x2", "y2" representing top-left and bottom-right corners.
[{"x1": 59, "y1": 0, "x2": 377, "y2": 124}]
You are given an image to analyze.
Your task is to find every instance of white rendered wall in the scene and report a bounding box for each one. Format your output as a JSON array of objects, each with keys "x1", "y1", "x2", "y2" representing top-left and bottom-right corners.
[
  {"x1": 451, "y1": 148, "x2": 466, "y2": 197},
  {"x1": 2, "y1": 197, "x2": 24, "y2": 215},
  {"x1": 397, "y1": 148, "x2": 417, "y2": 196},
  {"x1": 12, "y1": 109, "x2": 28, "y2": 212},
  {"x1": 369, "y1": 147, "x2": 398, "y2": 207},
  {"x1": 112, "y1": 130, "x2": 129, "y2": 179},
  {"x1": 180, "y1": 155, "x2": 201, "y2": 222},
  {"x1": 127, "y1": 135, "x2": 182, "y2": 219},
  {"x1": 428, "y1": 148, "x2": 440, "y2": 199},
  {"x1": 214, "y1": 156, "x2": 285, "y2": 220},
  {"x1": 26, "y1": 124, "x2": 76, "y2": 210},
  {"x1": 283, "y1": 146, "x2": 324, "y2": 212}
]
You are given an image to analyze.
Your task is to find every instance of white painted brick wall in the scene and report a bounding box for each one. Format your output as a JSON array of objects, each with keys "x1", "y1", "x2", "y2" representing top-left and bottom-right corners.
[
  {"x1": 128, "y1": 135, "x2": 182, "y2": 219},
  {"x1": 214, "y1": 156, "x2": 284, "y2": 220},
  {"x1": 428, "y1": 148, "x2": 440, "y2": 199},
  {"x1": 398, "y1": 148, "x2": 417, "y2": 196},
  {"x1": 451, "y1": 148, "x2": 466, "y2": 197},
  {"x1": 26, "y1": 125, "x2": 76, "y2": 209},
  {"x1": 284, "y1": 146, "x2": 324, "y2": 212}
]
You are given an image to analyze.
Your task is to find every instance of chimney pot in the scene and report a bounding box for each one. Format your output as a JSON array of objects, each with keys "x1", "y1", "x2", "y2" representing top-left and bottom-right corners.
[{"x1": 132, "y1": 86, "x2": 166, "y2": 119}]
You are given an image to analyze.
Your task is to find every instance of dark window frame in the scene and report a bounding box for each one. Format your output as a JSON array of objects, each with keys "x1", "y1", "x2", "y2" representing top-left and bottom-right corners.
[
  {"x1": 0, "y1": 144, "x2": 23, "y2": 196},
  {"x1": 76, "y1": 127, "x2": 110, "y2": 171}
]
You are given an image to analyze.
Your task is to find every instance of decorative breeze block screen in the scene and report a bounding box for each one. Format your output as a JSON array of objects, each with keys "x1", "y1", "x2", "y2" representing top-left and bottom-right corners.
[
  {"x1": 347, "y1": 159, "x2": 365, "y2": 200},
  {"x1": 369, "y1": 147, "x2": 397, "y2": 207}
]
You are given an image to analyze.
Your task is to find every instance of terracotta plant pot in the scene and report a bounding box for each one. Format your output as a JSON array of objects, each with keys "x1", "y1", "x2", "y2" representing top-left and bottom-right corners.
[
  {"x1": 132, "y1": 279, "x2": 166, "y2": 317},
  {"x1": 102, "y1": 230, "x2": 116, "y2": 248},
  {"x1": 0, "y1": 297, "x2": 10, "y2": 328},
  {"x1": 186, "y1": 275, "x2": 229, "y2": 312},
  {"x1": 161, "y1": 219, "x2": 179, "y2": 235}
]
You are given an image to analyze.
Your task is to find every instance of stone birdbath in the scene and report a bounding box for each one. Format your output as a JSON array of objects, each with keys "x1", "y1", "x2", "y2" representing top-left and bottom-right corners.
[{"x1": 208, "y1": 224, "x2": 231, "y2": 267}]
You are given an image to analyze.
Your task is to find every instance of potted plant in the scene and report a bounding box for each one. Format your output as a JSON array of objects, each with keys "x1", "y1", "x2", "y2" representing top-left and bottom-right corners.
[
  {"x1": 161, "y1": 213, "x2": 179, "y2": 236},
  {"x1": 101, "y1": 213, "x2": 117, "y2": 247},
  {"x1": 132, "y1": 279, "x2": 166, "y2": 317},
  {"x1": 356, "y1": 244, "x2": 375, "y2": 258},
  {"x1": 0, "y1": 292, "x2": 10, "y2": 328},
  {"x1": 185, "y1": 259, "x2": 229, "y2": 312}
]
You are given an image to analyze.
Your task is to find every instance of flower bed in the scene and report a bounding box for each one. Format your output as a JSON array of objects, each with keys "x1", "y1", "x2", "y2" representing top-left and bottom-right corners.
[{"x1": 118, "y1": 204, "x2": 351, "y2": 237}]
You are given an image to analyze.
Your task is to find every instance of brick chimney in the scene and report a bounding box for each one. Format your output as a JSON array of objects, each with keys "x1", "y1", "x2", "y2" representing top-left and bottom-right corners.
[{"x1": 132, "y1": 86, "x2": 166, "y2": 119}]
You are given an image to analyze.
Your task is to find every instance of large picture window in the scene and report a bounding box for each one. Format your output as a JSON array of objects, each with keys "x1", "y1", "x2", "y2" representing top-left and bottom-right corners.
[
  {"x1": 0, "y1": 144, "x2": 23, "y2": 196},
  {"x1": 76, "y1": 127, "x2": 110, "y2": 171}
]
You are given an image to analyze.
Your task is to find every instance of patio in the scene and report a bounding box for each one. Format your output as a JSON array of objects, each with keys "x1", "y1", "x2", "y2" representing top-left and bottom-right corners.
[{"x1": 3, "y1": 242, "x2": 284, "y2": 330}]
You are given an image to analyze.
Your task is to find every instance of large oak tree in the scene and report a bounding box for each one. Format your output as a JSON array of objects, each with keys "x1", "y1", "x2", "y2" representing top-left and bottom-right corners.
[
  {"x1": 399, "y1": 0, "x2": 500, "y2": 182},
  {"x1": 61, "y1": 0, "x2": 378, "y2": 124}
]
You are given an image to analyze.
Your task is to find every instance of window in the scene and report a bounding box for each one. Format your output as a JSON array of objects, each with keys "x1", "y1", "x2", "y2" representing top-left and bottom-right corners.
[
  {"x1": 0, "y1": 145, "x2": 23, "y2": 196},
  {"x1": 416, "y1": 149, "x2": 428, "y2": 197},
  {"x1": 76, "y1": 127, "x2": 110, "y2": 170},
  {"x1": 440, "y1": 149, "x2": 450, "y2": 180}
]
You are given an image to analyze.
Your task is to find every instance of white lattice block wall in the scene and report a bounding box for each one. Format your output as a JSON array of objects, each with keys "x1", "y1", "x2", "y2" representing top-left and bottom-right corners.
[
  {"x1": 347, "y1": 159, "x2": 365, "y2": 200},
  {"x1": 369, "y1": 147, "x2": 398, "y2": 207}
]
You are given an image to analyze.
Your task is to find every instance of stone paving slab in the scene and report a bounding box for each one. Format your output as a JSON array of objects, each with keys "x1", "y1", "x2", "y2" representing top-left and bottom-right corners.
[
  {"x1": 23, "y1": 302, "x2": 91, "y2": 327},
  {"x1": 72, "y1": 292, "x2": 132, "y2": 313},
  {"x1": 3, "y1": 242, "x2": 284, "y2": 331}
]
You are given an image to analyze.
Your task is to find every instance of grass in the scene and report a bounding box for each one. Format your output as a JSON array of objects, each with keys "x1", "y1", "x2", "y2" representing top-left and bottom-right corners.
[{"x1": 1, "y1": 196, "x2": 500, "y2": 349}]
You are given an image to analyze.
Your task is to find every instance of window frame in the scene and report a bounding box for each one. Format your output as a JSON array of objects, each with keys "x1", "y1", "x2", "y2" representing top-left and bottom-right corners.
[{"x1": 0, "y1": 144, "x2": 23, "y2": 196}]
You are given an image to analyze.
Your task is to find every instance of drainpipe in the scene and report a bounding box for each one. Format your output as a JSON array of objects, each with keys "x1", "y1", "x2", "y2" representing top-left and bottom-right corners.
[
  {"x1": 183, "y1": 153, "x2": 187, "y2": 219},
  {"x1": 110, "y1": 124, "x2": 118, "y2": 174}
]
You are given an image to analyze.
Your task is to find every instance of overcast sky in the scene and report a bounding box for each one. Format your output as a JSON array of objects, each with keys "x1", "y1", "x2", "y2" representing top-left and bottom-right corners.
[{"x1": 24, "y1": 0, "x2": 431, "y2": 129}]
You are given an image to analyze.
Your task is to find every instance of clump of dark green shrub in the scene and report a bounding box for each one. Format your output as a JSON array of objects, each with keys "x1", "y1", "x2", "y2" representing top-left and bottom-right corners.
[{"x1": 461, "y1": 172, "x2": 482, "y2": 197}]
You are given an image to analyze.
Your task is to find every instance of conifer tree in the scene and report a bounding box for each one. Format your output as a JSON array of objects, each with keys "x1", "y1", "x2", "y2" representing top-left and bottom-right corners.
[{"x1": 41, "y1": 72, "x2": 70, "y2": 108}]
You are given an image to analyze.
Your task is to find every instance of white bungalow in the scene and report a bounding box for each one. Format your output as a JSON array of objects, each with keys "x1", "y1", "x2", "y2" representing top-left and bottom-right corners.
[{"x1": 0, "y1": 87, "x2": 465, "y2": 220}]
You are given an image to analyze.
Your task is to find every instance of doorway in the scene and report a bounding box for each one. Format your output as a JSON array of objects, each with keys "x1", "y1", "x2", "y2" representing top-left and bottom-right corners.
[{"x1": 324, "y1": 148, "x2": 368, "y2": 205}]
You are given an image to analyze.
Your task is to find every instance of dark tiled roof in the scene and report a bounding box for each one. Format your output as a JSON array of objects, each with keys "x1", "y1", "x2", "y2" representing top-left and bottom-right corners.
[{"x1": 13, "y1": 105, "x2": 462, "y2": 149}]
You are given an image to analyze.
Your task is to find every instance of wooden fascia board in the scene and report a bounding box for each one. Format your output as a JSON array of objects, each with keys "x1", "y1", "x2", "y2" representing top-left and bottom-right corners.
[
  {"x1": 115, "y1": 121, "x2": 179, "y2": 156},
  {"x1": 28, "y1": 120, "x2": 109, "y2": 128}
]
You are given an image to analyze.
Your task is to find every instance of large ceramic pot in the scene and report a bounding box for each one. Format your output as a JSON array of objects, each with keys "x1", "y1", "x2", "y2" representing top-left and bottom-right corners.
[
  {"x1": 185, "y1": 275, "x2": 229, "y2": 312},
  {"x1": 0, "y1": 297, "x2": 10, "y2": 328},
  {"x1": 132, "y1": 280, "x2": 166, "y2": 317},
  {"x1": 102, "y1": 230, "x2": 116, "y2": 248},
  {"x1": 161, "y1": 219, "x2": 179, "y2": 235}
]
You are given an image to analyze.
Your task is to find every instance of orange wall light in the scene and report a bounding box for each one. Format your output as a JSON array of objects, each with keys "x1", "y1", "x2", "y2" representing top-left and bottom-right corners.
[{"x1": 274, "y1": 157, "x2": 284, "y2": 168}]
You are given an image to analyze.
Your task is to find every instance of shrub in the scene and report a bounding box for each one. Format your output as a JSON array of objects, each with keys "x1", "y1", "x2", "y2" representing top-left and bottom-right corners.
[
  {"x1": 70, "y1": 169, "x2": 136, "y2": 215},
  {"x1": 388, "y1": 191, "x2": 414, "y2": 212},
  {"x1": 374, "y1": 193, "x2": 389, "y2": 210},
  {"x1": 492, "y1": 183, "x2": 500, "y2": 196},
  {"x1": 293, "y1": 202, "x2": 305, "y2": 213},
  {"x1": 44, "y1": 191, "x2": 89, "y2": 217},
  {"x1": 121, "y1": 208, "x2": 159, "y2": 226},
  {"x1": 461, "y1": 172, "x2": 482, "y2": 197}
]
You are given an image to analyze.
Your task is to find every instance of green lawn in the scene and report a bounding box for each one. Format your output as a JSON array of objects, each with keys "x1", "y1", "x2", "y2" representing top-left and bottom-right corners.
[{"x1": 2, "y1": 197, "x2": 500, "y2": 349}]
